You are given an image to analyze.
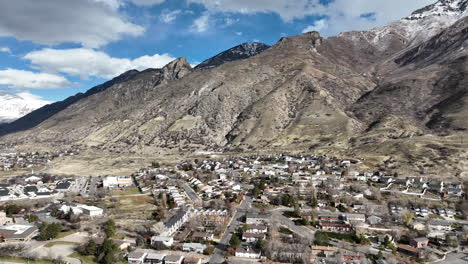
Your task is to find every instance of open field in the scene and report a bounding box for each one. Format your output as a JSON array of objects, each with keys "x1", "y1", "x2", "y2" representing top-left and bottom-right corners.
[
  {"x1": 44, "y1": 241, "x2": 79, "y2": 248},
  {"x1": 110, "y1": 187, "x2": 140, "y2": 196},
  {"x1": 0, "y1": 256, "x2": 58, "y2": 264},
  {"x1": 101, "y1": 194, "x2": 158, "y2": 227}
]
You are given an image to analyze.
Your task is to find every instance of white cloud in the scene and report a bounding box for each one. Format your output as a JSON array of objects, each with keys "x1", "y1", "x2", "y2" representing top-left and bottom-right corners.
[
  {"x1": 0, "y1": 0, "x2": 145, "y2": 48},
  {"x1": 0, "y1": 69, "x2": 71, "y2": 89},
  {"x1": 16, "y1": 92, "x2": 52, "y2": 103},
  {"x1": 24, "y1": 48, "x2": 177, "y2": 79},
  {"x1": 235, "y1": 32, "x2": 243, "y2": 36},
  {"x1": 160, "y1": 9, "x2": 182, "y2": 23},
  {"x1": 188, "y1": 0, "x2": 435, "y2": 35},
  {"x1": 130, "y1": 0, "x2": 165, "y2": 5},
  {"x1": 191, "y1": 13, "x2": 210, "y2": 33},
  {"x1": 0, "y1": 47, "x2": 11, "y2": 54},
  {"x1": 224, "y1": 17, "x2": 239, "y2": 26},
  {"x1": 302, "y1": 19, "x2": 327, "y2": 33}
]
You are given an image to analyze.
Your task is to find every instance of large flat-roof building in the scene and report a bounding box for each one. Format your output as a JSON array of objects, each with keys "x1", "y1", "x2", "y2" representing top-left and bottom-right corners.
[{"x1": 0, "y1": 224, "x2": 38, "y2": 242}]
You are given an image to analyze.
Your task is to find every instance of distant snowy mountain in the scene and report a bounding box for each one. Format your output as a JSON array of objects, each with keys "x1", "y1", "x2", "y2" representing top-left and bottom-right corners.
[
  {"x1": 0, "y1": 91, "x2": 51, "y2": 123},
  {"x1": 340, "y1": 0, "x2": 468, "y2": 50}
]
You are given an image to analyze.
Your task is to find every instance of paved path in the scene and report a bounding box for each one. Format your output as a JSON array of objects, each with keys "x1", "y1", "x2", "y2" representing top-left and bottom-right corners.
[
  {"x1": 209, "y1": 196, "x2": 252, "y2": 264},
  {"x1": 270, "y1": 209, "x2": 315, "y2": 242},
  {"x1": 180, "y1": 182, "x2": 202, "y2": 204}
]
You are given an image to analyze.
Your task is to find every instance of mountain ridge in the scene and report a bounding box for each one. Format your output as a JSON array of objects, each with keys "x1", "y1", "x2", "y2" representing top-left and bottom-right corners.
[{"x1": 0, "y1": 0, "x2": 467, "y2": 176}]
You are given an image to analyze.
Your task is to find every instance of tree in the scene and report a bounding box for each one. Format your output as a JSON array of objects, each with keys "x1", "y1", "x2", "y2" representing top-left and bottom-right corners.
[
  {"x1": 314, "y1": 232, "x2": 330, "y2": 246},
  {"x1": 98, "y1": 239, "x2": 120, "y2": 264},
  {"x1": 255, "y1": 238, "x2": 266, "y2": 251},
  {"x1": 229, "y1": 234, "x2": 241, "y2": 248},
  {"x1": 401, "y1": 211, "x2": 415, "y2": 226},
  {"x1": 104, "y1": 219, "x2": 116, "y2": 238},
  {"x1": 151, "y1": 161, "x2": 160, "y2": 168},
  {"x1": 39, "y1": 222, "x2": 62, "y2": 240},
  {"x1": 294, "y1": 204, "x2": 302, "y2": 217},
  {"x1": 84, "y1": 240, "x2": 97, "y2": 256},
  {"x1": 136, "y1": 236, "x2": 145, "y2": 247}
]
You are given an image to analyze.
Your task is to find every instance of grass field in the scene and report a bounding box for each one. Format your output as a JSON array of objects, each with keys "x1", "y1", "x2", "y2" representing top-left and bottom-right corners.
[
  {"x1": 0, "y1": 256, "x2": 58, "y2": 264},
  {"x1": 110, "y1": 187, "x2": 140, "y2": 196},
  {"x1": 56, "y1": 230, "x2": 77, "y2": 239},
  {"x1": 68, "y1": 253, "x2": 96, "y2": 264},
  {"x1": 45, "y1": 241, "x2": 79, "y2": 248}
]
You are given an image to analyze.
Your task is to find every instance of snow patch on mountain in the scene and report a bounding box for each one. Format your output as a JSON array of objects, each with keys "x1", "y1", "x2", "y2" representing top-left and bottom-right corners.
[
  {"x1": 0, "y1": 91, "x2": 51, "y2": 123},
  {"x1": 340, "y1": 0, "x2": 467, "y2": 50}
]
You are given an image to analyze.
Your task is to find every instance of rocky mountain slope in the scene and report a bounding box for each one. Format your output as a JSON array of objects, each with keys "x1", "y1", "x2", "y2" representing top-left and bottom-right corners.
[
  {"x1": 195, "y1": 42, "x2": 270, "y2": 70},
  {"x1": 0, "y1": 91, "x2": 51, "y2": 124},
  {"x1": 0, "y1": 0, "x2": 466, "y2": 176}
]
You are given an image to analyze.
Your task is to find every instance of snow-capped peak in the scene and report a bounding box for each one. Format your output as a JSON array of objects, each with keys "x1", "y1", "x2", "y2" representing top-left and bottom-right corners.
[
  {"x1": 346, "y1": 0, "x2": 468, "y2": 50},
  {"x1": 0, "y1": 91, "x2": 51, "y2": 123}
]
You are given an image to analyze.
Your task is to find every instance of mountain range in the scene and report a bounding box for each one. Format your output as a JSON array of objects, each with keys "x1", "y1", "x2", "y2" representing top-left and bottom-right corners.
[
  {"x1": 0, "y1": 0, "x2": 467, "y2": 176},
  {"x1": 0, "y1": 91, "x2": 50, "y2": 124}
]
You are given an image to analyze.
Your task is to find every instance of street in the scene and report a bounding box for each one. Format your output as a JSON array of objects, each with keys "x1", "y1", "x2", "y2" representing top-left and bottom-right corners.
[
  {"x1": 270, "y1": 208, "x2": 315, "y2": 242},
  {"x1": 209, "y1": 196, "x2": 252, "y2": 264},
  {"x1": 180, "y1": 182, "x2": 202, "y2": 204}
]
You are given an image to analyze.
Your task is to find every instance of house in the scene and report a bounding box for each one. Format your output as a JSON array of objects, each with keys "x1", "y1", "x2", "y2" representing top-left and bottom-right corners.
[
  {"x1": 144, "y1": 253, "x2": 165, "y2": 264},
  {"x1": 182, "y1": 242, "x2": 206, "y2": 253},
  {"x1": 428, "y1": 220, "x2": 451, "y2": 232},
  {"x1": 103, "y1": 176, "x2": 133, "y2": 188},
  {"x1": 80, "y1": 205, "x2": 104, "y2": 217},
  {"x1": 55, "y1": 180, "x2": 72, "y2": 192},
  {"x1": 113, "y1": 239, "x2": 132, "y2": 250},
  {"x1": 235, "y1": 247, "x2": 261, "y2": 259},
  {"x1": 246, "y1": 212, "x2": 269, "y2": 225},
  {"x1": 127, "y1": 251, "x2": 147, "y2": 264},
  {"x1": 367, "y1": 215, "x2": 382, "y2": 225},
  {"x1": 245, "y1": 224, "x2": 268, "y2": 234},
  {"x1": 183, "y1": 257, "x2": 202, "y2": 264},
  {"x1": 320, "y1": 222, "x2": 352, "y2": 232},
  {"x1": 446, "y1": 184, "x2": 464, "y2": 196},
  {"x1": 427, "y1": 181, "x2": 444, "y2": 193},
  {"x1": 311, "y1": 245, "x2": 336, "y2": 257},
  {"x1": 150, "y1": 236, "x2": 174, "y2": 247},
  {"x1": 397, "y1": 244, "x2": 420, "y2": 257},
  {"x1": 0, "y1": 211, "x2": 13, "y2": 225},
  {"x1": 345, "y1": 213, "x2": 366, "y2": 223},
  {"x1": 410, "y1": 237, "x2": 429, "y2": 248},
  {"x1": 242, "y1": 232, "x2": 265, "y2": 242},
  {"x1": 164, "y1": 255, "x2": 184, "y2": 264},
  {"x1": 318, "y1": 214, "x2": 342, "y2": 222},
  {"x1": 0, "y1": 224, "x2": 38, "y2": 242},
  {"x1": 191, "y1": 231, "x2": 214, "y2": 241},
  {"x1": 163, "y1": 209, "x2": 191, "y2": 235}
]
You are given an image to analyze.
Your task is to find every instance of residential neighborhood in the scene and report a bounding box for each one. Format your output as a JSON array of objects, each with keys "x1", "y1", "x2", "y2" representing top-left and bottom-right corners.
[{"x1": 0, "y1": 153, "x2": 467, "y2": 264}]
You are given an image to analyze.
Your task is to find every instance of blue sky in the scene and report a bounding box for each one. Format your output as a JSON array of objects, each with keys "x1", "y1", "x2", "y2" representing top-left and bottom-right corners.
[{"x1": 0, "y1": 0, "x2": 435, "y2": 103}]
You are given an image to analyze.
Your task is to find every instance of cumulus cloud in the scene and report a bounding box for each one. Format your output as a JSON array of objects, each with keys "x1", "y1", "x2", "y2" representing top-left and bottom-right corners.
[
  {"x1": 130, "y1": 0, "x2": 165, "y2": 5},
  {"x1": 191, "y1": 13, "x2": 210, "y2": 33},
  {"x1": 0, "y1": 69, "x2": 71, "y2": 89},
  {"x1": 16, "y1": 92, "x2": 52, "y2": 103},
  {"x1": 302, "y1": 19, "x2": 328, "y2": 33},
  {"x1": 0, "y1": 0, "x2": 144, "y2": 48},
  {"x1": 188, "y1": 0, "x2": 435, "y2": 36},
  {"x1": 24, "y1": 48, "x2": 177, "y2": 79},
  {"x1": 160, "y1": 9, "x2": 182, "y2": 23},
  {"x1": 0, "y1": 47, "x2": 11, "y2": 54}
]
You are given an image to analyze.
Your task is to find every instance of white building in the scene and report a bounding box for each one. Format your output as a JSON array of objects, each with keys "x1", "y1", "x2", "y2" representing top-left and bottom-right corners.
[
  {"x1": 235, "y1": 247, "x2": 261, "y2": 259},
  {"x1": 182, "y1": 243, "x2": 206, "y2": 253},
  {"x1": 103, "y1": 176, "x2": 133, "y2": 188}
]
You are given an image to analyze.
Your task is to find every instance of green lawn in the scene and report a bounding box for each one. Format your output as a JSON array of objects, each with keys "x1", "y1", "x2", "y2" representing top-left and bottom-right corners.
[
  {"x1": 68, "y1": 253, "x2": 127, "y2": 264},
  {"x1": 111, "y1": 187, "x2": 140, "y2": 196},
  {"x1": 68, "y1": 253, "x2": 96, "y2": 264},
  {"x1": 0, "y1": 256, "x2": 59, "y2": 264},
  {"x1": 56, "y1": 230, "x2": 77, "y2": 239},
  {"x1": 45, "y1": 241, "x2": 79, "y2": 248}
]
